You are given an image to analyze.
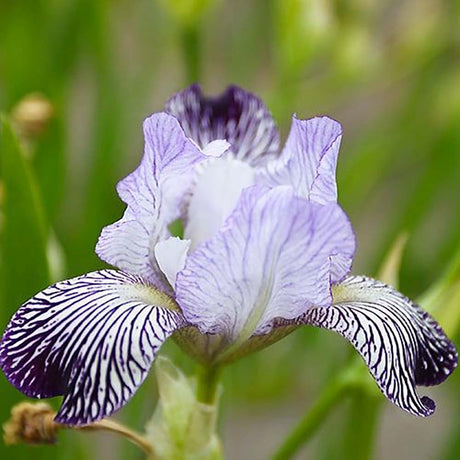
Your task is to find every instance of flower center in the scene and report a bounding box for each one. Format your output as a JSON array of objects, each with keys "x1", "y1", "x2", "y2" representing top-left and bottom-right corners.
[{"x1": 117, "y1": 280, "x2": 179, "y2": 311}]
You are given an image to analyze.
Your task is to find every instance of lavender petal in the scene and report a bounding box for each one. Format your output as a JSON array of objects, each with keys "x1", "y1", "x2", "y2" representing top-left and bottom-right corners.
[
  {"x1": 96, "y1": 113, "x2": 205, "y2": 287},
  {"x1": 262, "y1": 116, "x2": 342, "y2": 204},
  {"x1": 175, "y1": 185, "x2": 355, "y2": 344}
]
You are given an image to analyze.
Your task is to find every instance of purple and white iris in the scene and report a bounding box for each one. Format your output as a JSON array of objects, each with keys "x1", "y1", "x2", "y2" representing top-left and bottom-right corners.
[{"x1": 0, "y1": 85, "x2": 457, "y2": 426}]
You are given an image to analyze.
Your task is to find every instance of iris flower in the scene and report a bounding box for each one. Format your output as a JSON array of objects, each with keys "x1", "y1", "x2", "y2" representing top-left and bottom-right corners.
[{"x1": 1, "y1": 85, "x2": 456, "y2": 426}]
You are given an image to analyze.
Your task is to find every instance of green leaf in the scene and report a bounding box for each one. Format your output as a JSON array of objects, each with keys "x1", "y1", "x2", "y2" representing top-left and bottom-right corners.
[
  {"x1": 418, "y1": 244, "x2": 460, "y2": 336},
  {"x1": 0, "y1": 116, "x2": 53, "y2": 460},
  {"x1": 377, "y1": 232, "x2": 409, "y2": 289},
  {"x1": 0, "y1": 115, "x2": 50, "y2": 314}
]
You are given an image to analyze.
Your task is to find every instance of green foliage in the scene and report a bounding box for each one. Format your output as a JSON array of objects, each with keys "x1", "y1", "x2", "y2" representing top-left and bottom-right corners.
[
  {"x1": 0, "y1": 118, "x2": 51, "y2": 460},
  {"x1": 0, "y1": 117, "x2": 50, "y2": 310},
  {"x1": 160, "y1": 0, "x2": 215, "y2": 26}
]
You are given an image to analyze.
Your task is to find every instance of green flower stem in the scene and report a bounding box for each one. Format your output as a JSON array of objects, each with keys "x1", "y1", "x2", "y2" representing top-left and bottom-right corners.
[
  {"x1": 272, "y1": 372, "x2": 352, "y2": 459},
  {"x1": 343, "y1": 390, "x2": 382, "y2": 460},
  {"x1": 180, "y1": 23, "x2": 201, "y2": 84},
  {"x1": 273, "y1": 359, "x2": 376, "y2": 460},
  {"x1": 78, "y1": 418, "x2": 155, "y2": 458},
  {"x1": 195, "y1": 364, "x2": 222, "y2": 405}
]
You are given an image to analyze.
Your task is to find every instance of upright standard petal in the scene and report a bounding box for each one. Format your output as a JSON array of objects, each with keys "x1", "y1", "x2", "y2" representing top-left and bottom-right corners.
[
  {"x1": 165, "y1": 84, "x2": 280, "y2": 167},
  {"x1": 184, "y1": 156, "x2": 255, "y2": 249},
  {"x1": 300, "y1": 276, "x2": 458, "y2": 416},
  {"x1": 201, "y1": 139, "x2": 231, "y2": 157},
  {"x1": 0, "y1": 270, "x2": 183, "y2": 425},
  {"x1": 154, "y1": 237, "x2": 191, "y2": 288},
  {"x1": 96, "y1": 113, "x2": 205, "y2": 287},
  {"x1": 262, "y1": 116, "x2": 342, "y2": 204},
  {"x1": 175, "y1": 185, "x2": 355, "y2": 349}
]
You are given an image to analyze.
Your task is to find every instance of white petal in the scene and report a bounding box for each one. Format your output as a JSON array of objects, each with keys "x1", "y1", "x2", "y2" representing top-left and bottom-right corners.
[
  {"x1": 261, "y1": 116, "x2": 342, "y2": 204},
  {"x1": 201, "y1": 139, "x2": 231, "y2": 157},
  {"x1": 184, "y1": 157, "x2": 255, "y2": 249},
  {"x1": 154, "y1": 237, "x2": 191, "y2": 288}
]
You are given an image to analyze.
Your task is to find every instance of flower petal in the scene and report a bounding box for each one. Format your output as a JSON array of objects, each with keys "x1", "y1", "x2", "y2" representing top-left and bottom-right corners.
[
  {"x1": 184, "y1": 157, "x2": 255, "y2": 249},
  {"x1": 154, "y1": 237, "x2": 191, "y2": 288},
  {"x1": 96, "y1": 113, "x2": 205, "y2": 287},
  {"x1": 176, "y1": 185, "x2": 355, "y2": 348},
  {"x1": 0, "y1": 270, "x2": 183, "y2": 425},
  {"x1": 301, "y1": 276, "x2": 458, "y2": 416},
  {"x1": 262, "y1": 116, "x2": 342, "y2": 204},
  {"x1": 201, "y1": 139, "x2": 230, "y2": 157},
  {"x1": 165, "y1": 84, "x2": 280, "y2": 167}
]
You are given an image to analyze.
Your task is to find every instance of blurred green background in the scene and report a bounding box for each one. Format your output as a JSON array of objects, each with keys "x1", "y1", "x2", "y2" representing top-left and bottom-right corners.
[{"x1": 0, "y1": 0, "x2": 459, "y2": 458}]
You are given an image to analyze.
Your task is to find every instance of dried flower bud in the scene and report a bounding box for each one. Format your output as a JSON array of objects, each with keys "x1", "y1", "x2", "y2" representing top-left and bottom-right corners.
[
  {"x1": 11, "y1": 93, "x2": 53, "y2": 140},
  {"x1": 3, "y1": 401, "x2": 154, "y2": 455},
  {"x1": 3, "y1": 402, "x2": 58, "y2": 445}
]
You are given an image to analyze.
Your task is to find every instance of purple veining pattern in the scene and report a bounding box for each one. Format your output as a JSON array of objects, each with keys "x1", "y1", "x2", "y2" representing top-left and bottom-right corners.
[
  {"x1": 175, "y1": 185, "x2": 355, "y2": 338},
  {"x1": 261, "y1": 116, "x2": 342, "y2": 204},
  {"x1": 165, "y1": 84, "x2": 280, "y2": 167},
  {"x1": 298, "y1": 276, "x2": 458, "y2": 416},
  {"x1": 0, "y1": 86, "x2": 457, "y2": 425},
  {"x1": 0, "y1": 270, "x2": 182, "y2": 425},
  {"x1": 96, "y1": 113, "x2": 206, "y2": 289}
]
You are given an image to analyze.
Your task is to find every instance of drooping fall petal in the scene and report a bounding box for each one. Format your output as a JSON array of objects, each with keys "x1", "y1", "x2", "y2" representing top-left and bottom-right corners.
[
  {"x1": 0, "y1": 270, "x2": 183, "y2": 425},
  {"x1": 301, "y1": 276, "x2": 458, "y2": 416}
]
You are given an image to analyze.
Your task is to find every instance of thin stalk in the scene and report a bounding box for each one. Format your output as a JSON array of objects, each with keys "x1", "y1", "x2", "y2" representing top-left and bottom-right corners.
[
  {"x1": 272, "y1": 373, "x2": 351, "y2": 460},
  {"x1": 3, "y1": 401, "x2": 155, "y2": 458},
  {"x1": 180, "y1": 23, "x2": 201, "y2": 84},
  {"x1": 77, "y1": 419, "x2": 155, "y2": 458},
  {"x1": 195, "y1": 364, "x2": 222, "y2": 405},
  {"x1": 343, "y1": 391, "x2": 382, "y2": 460}
]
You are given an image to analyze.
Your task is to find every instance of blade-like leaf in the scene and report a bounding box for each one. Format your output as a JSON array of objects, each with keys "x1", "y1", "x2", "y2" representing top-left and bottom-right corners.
[
  {"x1": 0, "y1": 116, "x2": 52, "y2": 459},
  {"x1": 0, "y1": 115, "x2": 50, "y2": 314}
]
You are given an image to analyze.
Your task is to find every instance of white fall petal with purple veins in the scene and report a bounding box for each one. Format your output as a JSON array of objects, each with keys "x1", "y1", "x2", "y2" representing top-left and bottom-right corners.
[
  {"x1": 0, "y1": 84, "x2": 457, "y2": 426},
  {"x1": 0, "y1": 270, "x2": 182, "y2": 425},
  {"x1": 304, "y1": 276, "x2": 457, "y2": 416}
]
